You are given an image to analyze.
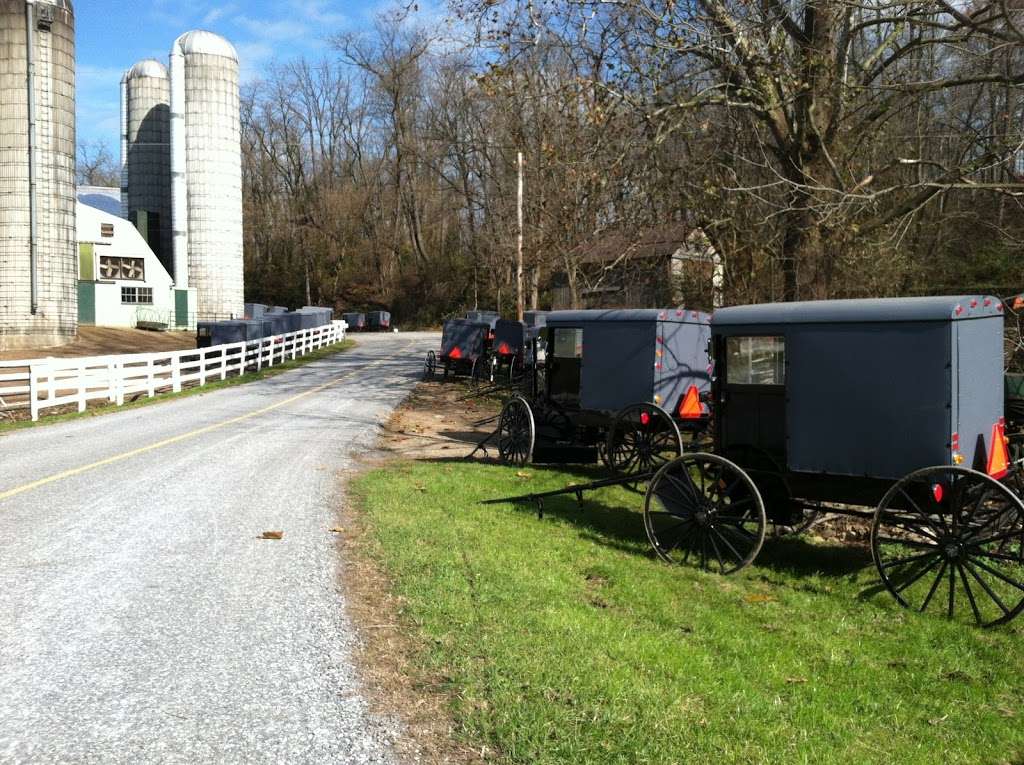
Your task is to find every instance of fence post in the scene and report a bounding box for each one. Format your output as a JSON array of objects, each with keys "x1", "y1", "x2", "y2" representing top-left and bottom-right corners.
[
  {"x1": 172, "y1": 353, "x2": 182, "y2": 393},
  {"x1": 115, "y1": 362, "x2": 125, "y2": 406},
  {"x1": 46, "y1": 358, "x2": 54, "y2": 400},
  {"x1": 148, "y1": 357, "x2": 156, "y2": 398},
  {"x1": 107, "y1": 361, "x2": 117, "y2": 403},
  {"x1": 29, "y1": 365, "x2": 39, "y2": 422},
  {"x1": 77, "y1": 362, "x2": 86, "y2": 413}
]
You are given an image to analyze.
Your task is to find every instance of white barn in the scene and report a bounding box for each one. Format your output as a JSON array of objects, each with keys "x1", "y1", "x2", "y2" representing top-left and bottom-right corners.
[{"x1": 76, "y1": 201, "x2": 177, "y2": 328}]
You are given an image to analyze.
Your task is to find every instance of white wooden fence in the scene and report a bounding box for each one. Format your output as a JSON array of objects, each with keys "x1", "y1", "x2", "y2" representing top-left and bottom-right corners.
[{"x1": 0, "y1": 321, "x2": 348, "y2": 422}]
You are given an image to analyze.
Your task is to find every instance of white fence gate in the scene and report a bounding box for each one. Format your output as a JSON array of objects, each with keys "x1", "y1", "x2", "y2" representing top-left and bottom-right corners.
[{"x1": 0, "y1": 321, "x2": 348, "y2": 422}]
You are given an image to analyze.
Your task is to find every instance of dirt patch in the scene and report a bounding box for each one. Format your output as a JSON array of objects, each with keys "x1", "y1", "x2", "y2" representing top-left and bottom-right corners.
[
  {"x1": 379, "y1": 380, "x2": 502, "y2": 460},
  {"x1": 0, "y1": 326, "x2": 195, "y2": 361}
]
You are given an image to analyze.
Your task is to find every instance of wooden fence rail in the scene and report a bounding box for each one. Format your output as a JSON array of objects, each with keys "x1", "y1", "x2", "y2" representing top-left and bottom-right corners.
[{"x1": 0, "y1": 321, "x2": 348, "y2": 422}]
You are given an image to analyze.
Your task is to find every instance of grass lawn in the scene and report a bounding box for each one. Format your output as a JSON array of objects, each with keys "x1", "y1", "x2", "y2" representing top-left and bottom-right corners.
[
  {"x1": 0, "y1": 339, "x2": 356, "y2": 435},
  {"x1": 354, "y1": 461, "x2": 1024, "y2": 765}
]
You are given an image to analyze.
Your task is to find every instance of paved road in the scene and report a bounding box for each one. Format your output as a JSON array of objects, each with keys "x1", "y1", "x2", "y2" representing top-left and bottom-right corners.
[{"x1": 0, "y1": 332, "x2": 436, "y2": 764}]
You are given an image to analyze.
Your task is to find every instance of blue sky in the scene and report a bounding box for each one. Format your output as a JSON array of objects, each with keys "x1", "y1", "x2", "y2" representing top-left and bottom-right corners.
[{"x1": 75, "y1": 0, "x2": 385, "y2": 149}]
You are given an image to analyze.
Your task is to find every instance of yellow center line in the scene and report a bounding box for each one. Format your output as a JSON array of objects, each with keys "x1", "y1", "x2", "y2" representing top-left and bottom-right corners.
[{"x1": 0, "y1": 341, "x2": 418, "y2": 504}]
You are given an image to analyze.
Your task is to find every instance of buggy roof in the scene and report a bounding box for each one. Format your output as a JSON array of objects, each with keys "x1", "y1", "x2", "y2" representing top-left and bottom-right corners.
[
  {"x1": 712, "y1": 295, "x2": 1001, "y2": 326},
  {"x1": 545, "y1": 308, "x2": 711, "y2": 325}
]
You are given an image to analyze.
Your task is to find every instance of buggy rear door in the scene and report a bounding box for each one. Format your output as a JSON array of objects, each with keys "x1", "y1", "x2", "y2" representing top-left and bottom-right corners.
[
  {"x1": 716, "y1": 334, "x2": 787, "y2": 465},
  {"x1": 547, "y1": 327, "x2": 583, "y2": 407}
]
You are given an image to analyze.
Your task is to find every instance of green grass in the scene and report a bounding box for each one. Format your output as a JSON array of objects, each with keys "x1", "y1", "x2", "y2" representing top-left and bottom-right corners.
[
  {"x1": 0, "y1": 339, "x2": 356, "y2": 435},
  {"x1": 355, "y1": 461, "x2": 1024, "y2": 765}
]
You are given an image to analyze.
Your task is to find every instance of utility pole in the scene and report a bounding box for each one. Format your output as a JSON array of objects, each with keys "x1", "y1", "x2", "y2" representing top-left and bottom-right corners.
[{"x1": 516, "y1": 151, "x2": 524, "y2": 321}]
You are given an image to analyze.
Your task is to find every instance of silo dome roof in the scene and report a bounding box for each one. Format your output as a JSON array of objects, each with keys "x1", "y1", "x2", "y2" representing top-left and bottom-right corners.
[
  {"x1": 124, "y1": 59, "x2": 168, "y2": 80},
  {"x1": 173, "y1": 30, "x2": 238, "y2": 61}
]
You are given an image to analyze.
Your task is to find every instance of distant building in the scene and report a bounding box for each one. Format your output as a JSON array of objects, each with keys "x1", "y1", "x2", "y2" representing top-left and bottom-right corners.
[
  {"x1": 549, "y1": 224, "x2": 722, "y2": 311},
  {"x1": 76, "y1": 202, "x2": 184, "y2": 329}
]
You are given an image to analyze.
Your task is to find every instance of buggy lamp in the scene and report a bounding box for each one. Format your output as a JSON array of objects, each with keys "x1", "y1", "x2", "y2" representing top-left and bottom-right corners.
[
  {"x1": 951, "y1": 432, "x2": 963, "y2": 464},
  {"x1": 640, "y1": 411, "x2": 652, "y2": 427},
  {"x1": 932, "y1": 483, "x2": 944, "y2": 503},
  {"x1": 654, "y1": 395, "x2": 662, "y2": 405}
]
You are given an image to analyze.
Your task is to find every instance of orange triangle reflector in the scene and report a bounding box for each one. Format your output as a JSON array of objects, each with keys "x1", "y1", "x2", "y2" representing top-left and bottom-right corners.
[
  {"x1": 987, "y1": 422, "x2": 1010, "y2": 479},
  {"x1": 449, "y1": 347, "x2": 462, "y2": 360},
  {"x1": 678, "y1": 386, "x2": 705, "y2": 419}
]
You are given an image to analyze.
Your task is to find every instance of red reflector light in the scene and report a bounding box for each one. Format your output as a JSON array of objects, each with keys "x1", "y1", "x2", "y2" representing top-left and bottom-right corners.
[
  {"x1": 984, "y1": 298, "x2": 992, "y2": 307},
  {"x1": 449, "y1": 347, "x2": 462, "y2": 359},
  {"x1": 955, "y1": 305, "x2": 963, "y2": 316},
  {"x1": 932, "y1": 483, "x2": 944, "y2": 503},
  {"x1": 498, "y1": 342, "x2": 510, "y2": 355},
  {"x1": 640, "y1": 411, "x2": 651, "y2": 426}
]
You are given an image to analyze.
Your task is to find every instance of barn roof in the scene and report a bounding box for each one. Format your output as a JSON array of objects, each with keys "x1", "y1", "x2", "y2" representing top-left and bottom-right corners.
[{"x1": 712, "y1": 296, "x2": 1002, "y2": 326}]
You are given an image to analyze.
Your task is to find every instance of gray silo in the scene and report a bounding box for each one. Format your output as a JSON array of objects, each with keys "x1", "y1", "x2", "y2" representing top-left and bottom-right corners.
[
  {"x1": 121, "y1": 59, "x2": 172, "y2": 276},
  {"x1": 170, "y1": 30, "x2": 244, "y2": 321},
  {"x1": 0, "y1": 0, "x2": 76, "y2": 350}
]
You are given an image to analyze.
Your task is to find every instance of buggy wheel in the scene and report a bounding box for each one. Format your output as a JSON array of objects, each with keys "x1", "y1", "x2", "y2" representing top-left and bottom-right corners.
[
  {"x1": 607, "y1": 403, "x2": 683, "y2": 476},
  {"x1": 872, "y1": 466, "x2": 1024, "y2": 627},
  {"x1": 422, "y1": 350, "x2": 437, "y2": 380},
  {"x1": 644, "y1": 453, "x2": 766, "y2": 574},
  {"x1": 498, "y1": 396, "x2": 535, "y2": 466}
]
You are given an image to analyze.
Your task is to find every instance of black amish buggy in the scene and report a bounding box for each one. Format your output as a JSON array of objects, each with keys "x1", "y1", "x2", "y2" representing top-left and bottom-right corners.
[
  {"x1": 426, "y1": 317, "x2": 493, "y2": 382},
  {"x1": 425, "y1": 311, "x2": 502, "y2": 382},
  {"x1": 487, "y1": 309, "x2": 713, "y2": 474},
  {"x1": 367, "y1": 311, "x2": 391, "y2": 331},
  {"x1": 486, "y1": 296, "x2": 1024, "y2": 627},
  {"x1": 489, "y1": 316, "x2": 547, "y2": 384},
  {"x1": 343, "y1": 313, "x2": 366, "y2": 331}
]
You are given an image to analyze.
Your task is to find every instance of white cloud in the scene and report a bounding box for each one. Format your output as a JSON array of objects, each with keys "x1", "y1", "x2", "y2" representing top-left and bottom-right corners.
[
  {"x1": 235, "y1": 16, "x2": 310, "y2": 42},
  {"x1": 202, "y1": 4, "x2": 238, "y2": 25}
]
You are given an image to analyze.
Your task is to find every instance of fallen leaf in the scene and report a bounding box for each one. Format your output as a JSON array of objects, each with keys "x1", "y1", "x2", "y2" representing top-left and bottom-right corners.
[
  {"x1": 516, "y1": 471, "x2": 532, "y2": 479},
  {"x1": 261, "y1": 531, "x2": 284, "y2": 540},
  {"x1": 329, "y1": 527, "x2": 345, "y2": 534},
  {"x1": 744, "y1": 594, "x2": 775, "y2": 604}
]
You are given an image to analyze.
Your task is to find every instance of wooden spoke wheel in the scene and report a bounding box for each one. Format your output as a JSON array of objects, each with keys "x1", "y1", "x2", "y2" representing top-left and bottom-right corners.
[
  {"x1": 644, "y1": 453, "x2": 766, "y2": 574},
  {"x1": 872, "y1": 466, "x2": 1024, "y2": 627},
  {"x1": 422, "y1": 350, "x2": 437, "y2": 380},
  {"x1": 606, "y1": 403, "x2": 683, "y2": 476},
  {"x1": 497, "y1": 396, "x2": 535, "y2": 466}
]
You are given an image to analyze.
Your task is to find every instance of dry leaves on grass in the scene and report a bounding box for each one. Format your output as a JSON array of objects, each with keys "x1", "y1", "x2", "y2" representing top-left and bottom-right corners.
[{"x1": 744, "y1": 594, "x2": 776, "y2": 604}]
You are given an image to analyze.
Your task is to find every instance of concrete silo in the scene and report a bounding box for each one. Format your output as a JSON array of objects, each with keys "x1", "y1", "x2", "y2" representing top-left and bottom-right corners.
[
  {"x1": 121, "y1": 59, "x2": 172, "y2": 276},
  {"x1": 0, "y1": 0, "x2": 76, "y2": 350},
  {"x1": 170, "y1": 30, "x2": 244, "y2": 321}
]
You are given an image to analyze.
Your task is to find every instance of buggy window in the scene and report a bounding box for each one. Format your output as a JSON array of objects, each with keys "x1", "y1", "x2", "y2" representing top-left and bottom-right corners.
[
  {"x1": 552, "y1": 328, "x2": 583, "y2": 359},
  {"x1": 726, "y1": 336, "x2": 785, "y2": 385}
]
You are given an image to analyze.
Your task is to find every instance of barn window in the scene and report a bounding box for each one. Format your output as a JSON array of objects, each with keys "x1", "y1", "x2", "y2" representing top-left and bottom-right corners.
[
  {"x1": 99, "y1": 256, "x2": 145, "y2": 281},
  {"x1": 121, "y1": 287, "x2": 153, "y2": 305},
  {"x1": 100, "y1": 223, "x2": 115, "y2": 237},
  {"x1": 726, "y1": 336, "x2": 785, "y2": 385}
]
